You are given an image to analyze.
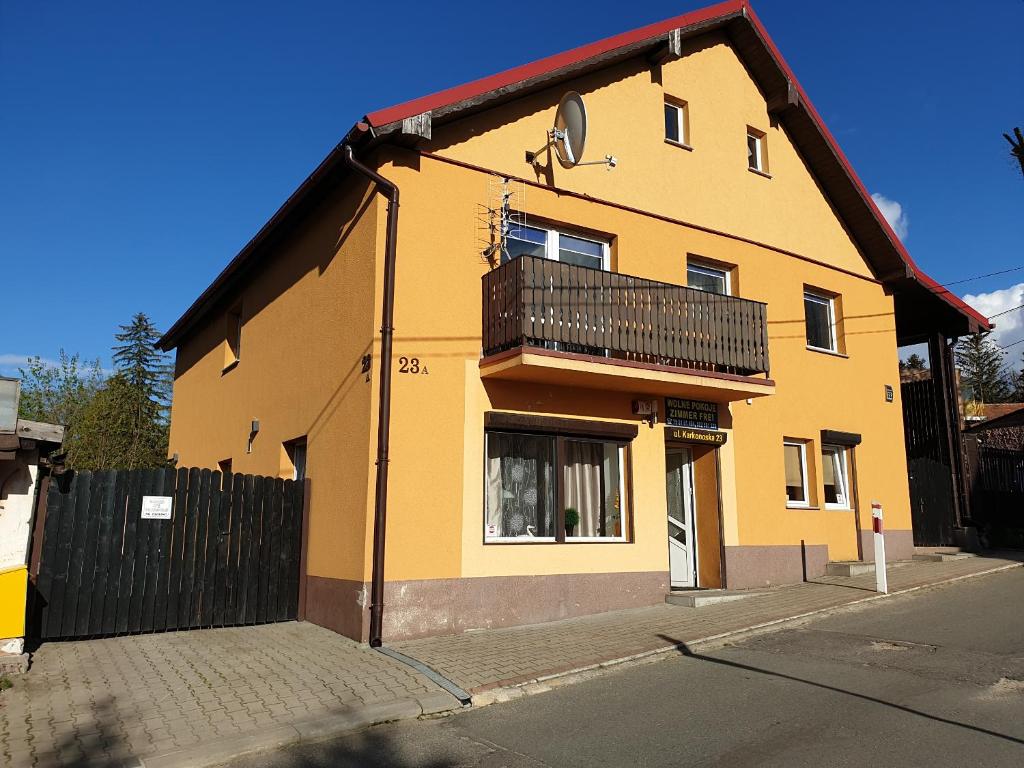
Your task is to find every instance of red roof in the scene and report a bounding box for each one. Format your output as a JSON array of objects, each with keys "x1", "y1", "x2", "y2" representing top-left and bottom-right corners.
[
  {"x1": 362, "y1": 0, "x2": 989, "y2": 333},
  {"x1": 159, "y1": 0, "x2": 988, "y2": 349}
]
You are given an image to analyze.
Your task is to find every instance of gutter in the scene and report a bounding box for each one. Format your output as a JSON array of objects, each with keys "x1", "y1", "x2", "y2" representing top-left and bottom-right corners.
[{"x1": 341, "y1": 144, "x2": 399, "y2": 648}]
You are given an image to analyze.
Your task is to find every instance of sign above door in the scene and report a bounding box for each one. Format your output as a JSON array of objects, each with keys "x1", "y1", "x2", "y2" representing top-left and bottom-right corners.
[{"x1": 665, "y1": 398, "x2": 718, "y2": 430}]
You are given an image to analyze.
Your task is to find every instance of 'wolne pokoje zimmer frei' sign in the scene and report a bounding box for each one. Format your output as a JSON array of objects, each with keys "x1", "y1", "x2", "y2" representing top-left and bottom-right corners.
[
  {"x1": 665, "y1": 398, "x2": 718, "y2": 430},
  {"x1": 140, "y1": 496, "x2": 173, "y2": 520}
]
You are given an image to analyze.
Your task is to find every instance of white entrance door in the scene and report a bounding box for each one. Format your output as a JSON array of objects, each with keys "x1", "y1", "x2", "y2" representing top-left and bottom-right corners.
[{"x1": 666, "y1": 448, "x2": 697, "y2": 588}]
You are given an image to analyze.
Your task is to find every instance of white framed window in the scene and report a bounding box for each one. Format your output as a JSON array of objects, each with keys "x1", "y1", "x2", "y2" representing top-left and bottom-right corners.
[
  {"x1": 822, "y1": 445, "x2": 849, "y2": 509},
  {"x1": 484, "y1": 431, "x2": 630, "y2": 543},
  {"x1": 747, "y1": 130, "x2": 766, "y2": 172},
  {"x1": 784, "y1": 440, "x2": 809, "y2": 507},
  {"x1": 687, "y1": 261, "x2": 731, "y2": 295},
  {"x1": 804, "y1": 291, "x2": 837, "y2": 352},
  {"x1": 664, "y1": 100, "x2": 689, "y2": 146},
  {"x1": 503, "y1": 221, "x2": 609, "y2": 271}
]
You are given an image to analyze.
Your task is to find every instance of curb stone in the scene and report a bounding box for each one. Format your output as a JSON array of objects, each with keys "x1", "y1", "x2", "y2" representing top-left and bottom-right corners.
[
  {"x1": 138, "y1": 694, "x2": 462, "y2": 768},
  {"x1": 470, "y1": 561, "x2": 1023, "y2": 708}
]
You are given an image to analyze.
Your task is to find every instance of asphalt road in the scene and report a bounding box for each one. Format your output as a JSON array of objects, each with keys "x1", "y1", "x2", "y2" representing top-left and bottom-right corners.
[{"x1": 224, "y1": 568, "x2": 1024, "y2": 767}]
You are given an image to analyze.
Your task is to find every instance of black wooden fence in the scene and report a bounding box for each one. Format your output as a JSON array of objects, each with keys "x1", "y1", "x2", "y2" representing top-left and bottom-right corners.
[
  {"x1": 969, "y1": 446, "x2": 1024, "y2": 545},
  {"x1": 32, "y1": 468, "x2": 304, "y2": 641}
]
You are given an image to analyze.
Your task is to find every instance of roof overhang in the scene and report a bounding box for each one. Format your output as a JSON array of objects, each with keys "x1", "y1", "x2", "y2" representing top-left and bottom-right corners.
[{"x1": 159, "y1": 0, "x2": 988, "y2": 351}]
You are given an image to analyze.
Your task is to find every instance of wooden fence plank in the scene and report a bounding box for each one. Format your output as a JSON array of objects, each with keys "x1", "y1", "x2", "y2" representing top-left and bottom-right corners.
[
  {"x1": 115, "y1": 470, "x2": 143, "y2": 634},
  {"x1": 265, "y1": 478, "x2": 284, "y2": 623},
  {"x1": 86, "y1": 471, "x2": 116, "y2": 635},
  {"x1": 243, "y1": 476, "x2": 263, "y2": 625},
  {"x1": 213, "y1": 472, "x2": 234, "y2": 627},
  {"x1": 74, "y1": 471, "x2": 107, "y2": 637},
  {"x1": 226, "y1": 473, "x2": 246, "y2": 625},
  {"x1": 59, "y1": 472, "x2": 94, "y2": 638},
  {"x1": 137, "y1": 468, "x2": 163, "y2": 633},
  {"x1": 200, "y1": 471, "x2": 223, "y2": 628},
  {"x1": 165, "y1": 468, "x2": 190, "y2": 630},
  {"x1": 151, "y1": 468, "x2": 178, "y2": 633},
  {"x1": 99, "y1": 471, "x2": 130, "y2": 635},
  {"x1": 189, "y1": 468, "x2": 212, "y2": 628},
  {"x1": 177, "y1": 467, "x2": 202, "y2": 628},
  {"x1": 37, "y1": 475, "x2": 69, "y2": 639}
]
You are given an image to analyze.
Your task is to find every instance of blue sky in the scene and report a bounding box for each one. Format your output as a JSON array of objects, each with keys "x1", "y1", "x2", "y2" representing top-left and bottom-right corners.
[{"x1": 2, "y1": 0, "x2": 1022, "y2": 376}]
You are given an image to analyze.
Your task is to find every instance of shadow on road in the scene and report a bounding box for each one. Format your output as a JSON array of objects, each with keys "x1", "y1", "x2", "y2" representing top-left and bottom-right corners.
[{"x1": 656, "y1": 633, "x2": 1024, "y2": 747}]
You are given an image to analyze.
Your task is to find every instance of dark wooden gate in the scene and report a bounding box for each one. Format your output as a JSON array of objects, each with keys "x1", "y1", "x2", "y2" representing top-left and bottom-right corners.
[
  {"x1": 32, "y1": 468, "x2": 304, "y2": 640},
  {"x1": 967, "y1": 445, "x2": 1024, "y2": 547},
  {"x1": 901, "y1": 377, "x2": 958, "y2": 546}
]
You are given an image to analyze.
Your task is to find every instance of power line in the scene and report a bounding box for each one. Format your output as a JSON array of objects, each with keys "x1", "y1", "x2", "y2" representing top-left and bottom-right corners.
[
  {"x1": 988, "y1": 302, "x2": 1024, "y2": 320},
  {"x1": 936, "y1": 265, "x2": 1024, "y2": 288}
]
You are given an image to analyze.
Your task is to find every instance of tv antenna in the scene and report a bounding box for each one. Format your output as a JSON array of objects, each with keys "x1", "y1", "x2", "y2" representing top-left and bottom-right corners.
[{"x1": 527, "y1": 91, "x2": 617, "y2": 170}]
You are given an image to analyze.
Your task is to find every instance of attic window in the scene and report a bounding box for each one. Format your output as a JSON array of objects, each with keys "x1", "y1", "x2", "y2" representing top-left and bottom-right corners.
[
  {"x1": 747, "y1": 127, "x2": 767, "y2": 173},
  {"x1": 664, "y1": 99, "x2": 690, "y2": 147}
]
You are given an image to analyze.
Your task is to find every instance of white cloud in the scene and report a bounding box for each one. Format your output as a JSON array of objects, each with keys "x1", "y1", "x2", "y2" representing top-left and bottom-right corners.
[
  {"x1": 871, "y1": 192, "x2": 909, "y2": 240},
  {"x1": 962, "y1": 282, "x2": 1024, "y2": 349},
  {"x1": 0, "y1": 354, "x2": 65, "y2": 378}
]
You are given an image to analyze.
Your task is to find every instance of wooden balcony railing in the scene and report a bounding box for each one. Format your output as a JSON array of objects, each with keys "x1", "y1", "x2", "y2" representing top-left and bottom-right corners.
[{"x1": 482, "y1": 255, "x2": 770, "y2": 377}]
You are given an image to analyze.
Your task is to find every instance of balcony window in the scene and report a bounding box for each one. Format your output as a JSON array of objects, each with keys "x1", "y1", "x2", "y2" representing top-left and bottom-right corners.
[
  {"x1": 687, "y1": 262, "x2": 731, "y2": 295},
  {"x1": 503, "y1": 220, "x2": 608, "y2": 270},
  {"x1": 484, "y1": 430, "x2": 629, "y2": 543},
  {"x1": 804, "y1": 291, "x2": 837, "y2": 352}
]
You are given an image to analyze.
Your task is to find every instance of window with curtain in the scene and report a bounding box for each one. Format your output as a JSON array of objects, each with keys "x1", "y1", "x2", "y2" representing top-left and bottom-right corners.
[
  {"x1": 485, "y1": 432, "x2": 555, "y2": 540},
  {"x1": 784, "y1": 441, "x2": 808, "y2": 506},
  {"x1": 563, "y1": 439, "x2": 625, "y2": 539},
  {"x1": 822, "y1": 445, "x2": 849, "y2": 508},
  {"x1": 485, "y1": 431, "x2": 629, "y2": 543}
]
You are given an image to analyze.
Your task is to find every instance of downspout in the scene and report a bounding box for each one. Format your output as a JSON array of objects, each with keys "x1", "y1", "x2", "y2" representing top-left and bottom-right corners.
[{"x1": 342, "y1": 143, "x2": 399, "y2": 648}]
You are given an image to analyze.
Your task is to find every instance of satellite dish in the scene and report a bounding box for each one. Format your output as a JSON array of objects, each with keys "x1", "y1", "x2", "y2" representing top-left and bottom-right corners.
[{"x1": 552, "y1": 91, "x2": 587, "y2": 168}]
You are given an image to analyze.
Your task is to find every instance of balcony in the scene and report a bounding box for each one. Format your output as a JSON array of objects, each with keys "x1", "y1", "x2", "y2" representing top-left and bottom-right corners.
[{"x1": 480, "y1": 255, "x2": 774, "y2": 401}]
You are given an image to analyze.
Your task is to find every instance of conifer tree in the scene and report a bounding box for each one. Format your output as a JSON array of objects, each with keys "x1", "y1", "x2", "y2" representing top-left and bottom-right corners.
[{"x1": 955, "y1": 332, "x2": 1011, "y2": 404}]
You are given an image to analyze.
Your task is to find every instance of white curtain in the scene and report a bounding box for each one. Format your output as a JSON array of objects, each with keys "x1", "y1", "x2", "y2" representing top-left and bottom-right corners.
[
  {"x1": 563, "y1": 441, "x2": 603, "y2": 536},
  {"x1": 485, "y1": 438, "x2": 503, "y2": 534}
]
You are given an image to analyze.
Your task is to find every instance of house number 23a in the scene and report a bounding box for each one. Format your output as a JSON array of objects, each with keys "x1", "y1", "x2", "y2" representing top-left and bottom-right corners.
[{"x1": 398, "y1": 356, "x2": 428, "y2": 374}]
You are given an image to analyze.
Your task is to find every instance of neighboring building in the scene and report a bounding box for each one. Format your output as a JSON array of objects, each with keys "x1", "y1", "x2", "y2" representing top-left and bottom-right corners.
[
  {"x1": 964, "y1": 406, "x2": 1024, "y2": 451},
  {"x1": 963, "y1": 402, "x2": 1024, "y2": 433},
  {"x1": 0, "y1": 378, "x2": 65, "y2": 667},
  {"x1": 159, "y1": 1, "x2": 988, "y2": 643}
]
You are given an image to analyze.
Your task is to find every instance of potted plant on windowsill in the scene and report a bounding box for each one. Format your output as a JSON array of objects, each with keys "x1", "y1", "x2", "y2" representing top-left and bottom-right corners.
[{"x1": 564, "y1": 507, "x2": 579, "y2": 537}]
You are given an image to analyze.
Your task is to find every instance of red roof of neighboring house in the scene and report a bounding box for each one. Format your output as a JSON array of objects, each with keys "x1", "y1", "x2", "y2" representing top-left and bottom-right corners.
[
  {"x1": 159, "y1": 0, "x2": 989, "y2": 349},
  {"x1": 979, "y1": 403, "x2": 1024, "y2": 422}
]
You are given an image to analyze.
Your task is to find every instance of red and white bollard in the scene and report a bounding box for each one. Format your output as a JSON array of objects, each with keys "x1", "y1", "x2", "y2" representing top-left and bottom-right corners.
[{"x1": 872, "y1": 501, "x2": 887, "y2": 594}]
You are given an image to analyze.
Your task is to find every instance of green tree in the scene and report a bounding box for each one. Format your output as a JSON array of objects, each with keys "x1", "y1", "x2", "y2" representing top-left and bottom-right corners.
[
  {"x1": 113, "y1": 312, "x2": 172, "y2": 413},
  {"x1": 74, "y1": 312, "x2": 173, "y2": 469},
  {"x1": 955, "y1": 332, "x2": 1011, "y2": 404},
  {"x1": 905, "y1": 353, "x2": 926, "y2": 371},
  {"x1": 74, "y1": 374, "x2": 169, "y2": 470},
  {"x1": 17, "y1": 351, "x2": 105, "y2": 465}
]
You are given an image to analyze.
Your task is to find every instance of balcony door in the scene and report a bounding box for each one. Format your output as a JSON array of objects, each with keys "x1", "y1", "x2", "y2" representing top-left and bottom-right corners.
[
  {"x1": 665, "y1": 447, "x2": 697, "y2": 588},
  {"x1": 503, "y1": 222, "x2": 609, "y2": 271}
]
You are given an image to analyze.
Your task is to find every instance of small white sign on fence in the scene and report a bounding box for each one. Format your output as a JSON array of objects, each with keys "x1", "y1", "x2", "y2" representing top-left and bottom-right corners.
[{"x1": 140, "y1": 496, "x2": 173, "y2": 520}]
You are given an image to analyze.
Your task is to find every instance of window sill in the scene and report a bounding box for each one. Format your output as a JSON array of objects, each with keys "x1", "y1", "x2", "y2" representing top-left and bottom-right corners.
[
  {"x1": 565, "y1": 537, "x2": 630, "y2": 544},
  {"x1": 825, "y1": 505, "x2": 853, "y2": 512},
  {"x1": 485, "y1": 538, "x2": 558, "y2": 545},
  {"x1": 786, "y1": 504, "x2": 821, "y2": 510},
  {"x1": 222, "y1": 359, "x2": 240, "y2": 375},
  {"x1": 748, "y1": 167, "x2": 772, "y2": 179},
  {"x1": 665, "y1": 139, "x2": 694, "y2": 152},
  {"x1": 806, "y1": 346, "x2": 849, "y2": 359}
]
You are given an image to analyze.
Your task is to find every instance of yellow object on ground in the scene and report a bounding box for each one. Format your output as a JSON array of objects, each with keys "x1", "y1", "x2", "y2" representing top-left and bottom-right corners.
[{"x1": 0, "y1": 565, "x2": 28, "y2": 639}]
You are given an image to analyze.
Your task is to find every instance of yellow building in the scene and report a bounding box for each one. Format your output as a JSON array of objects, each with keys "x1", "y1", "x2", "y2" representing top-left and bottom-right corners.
[{"x1": 160, "y1": 0, "x2": 988, "y2": 644}]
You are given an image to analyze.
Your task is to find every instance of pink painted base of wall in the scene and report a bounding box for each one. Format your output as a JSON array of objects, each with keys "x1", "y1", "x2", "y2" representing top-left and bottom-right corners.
[
  {"x1": 858, "y1": 529, "x2": 914, "y2": 562},
  {"x1": 303, "y1": 571, "x2": 669, "y2": 643},
  {"x1": 723, "y1": 544, "x2": 829, "y2": 589}
]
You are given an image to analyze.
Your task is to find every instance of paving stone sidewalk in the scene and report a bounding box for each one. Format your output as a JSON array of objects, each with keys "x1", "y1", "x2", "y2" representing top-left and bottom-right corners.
[
  {"x1": 0, "y1": 621, "x2": 451, "y2": 768},
  {"x1": 1, "y1": 554, "x2": 1020, "y2": 767},
  {"x1": 392, "y1": 554, "x2": 1024, "y2": 694}
]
